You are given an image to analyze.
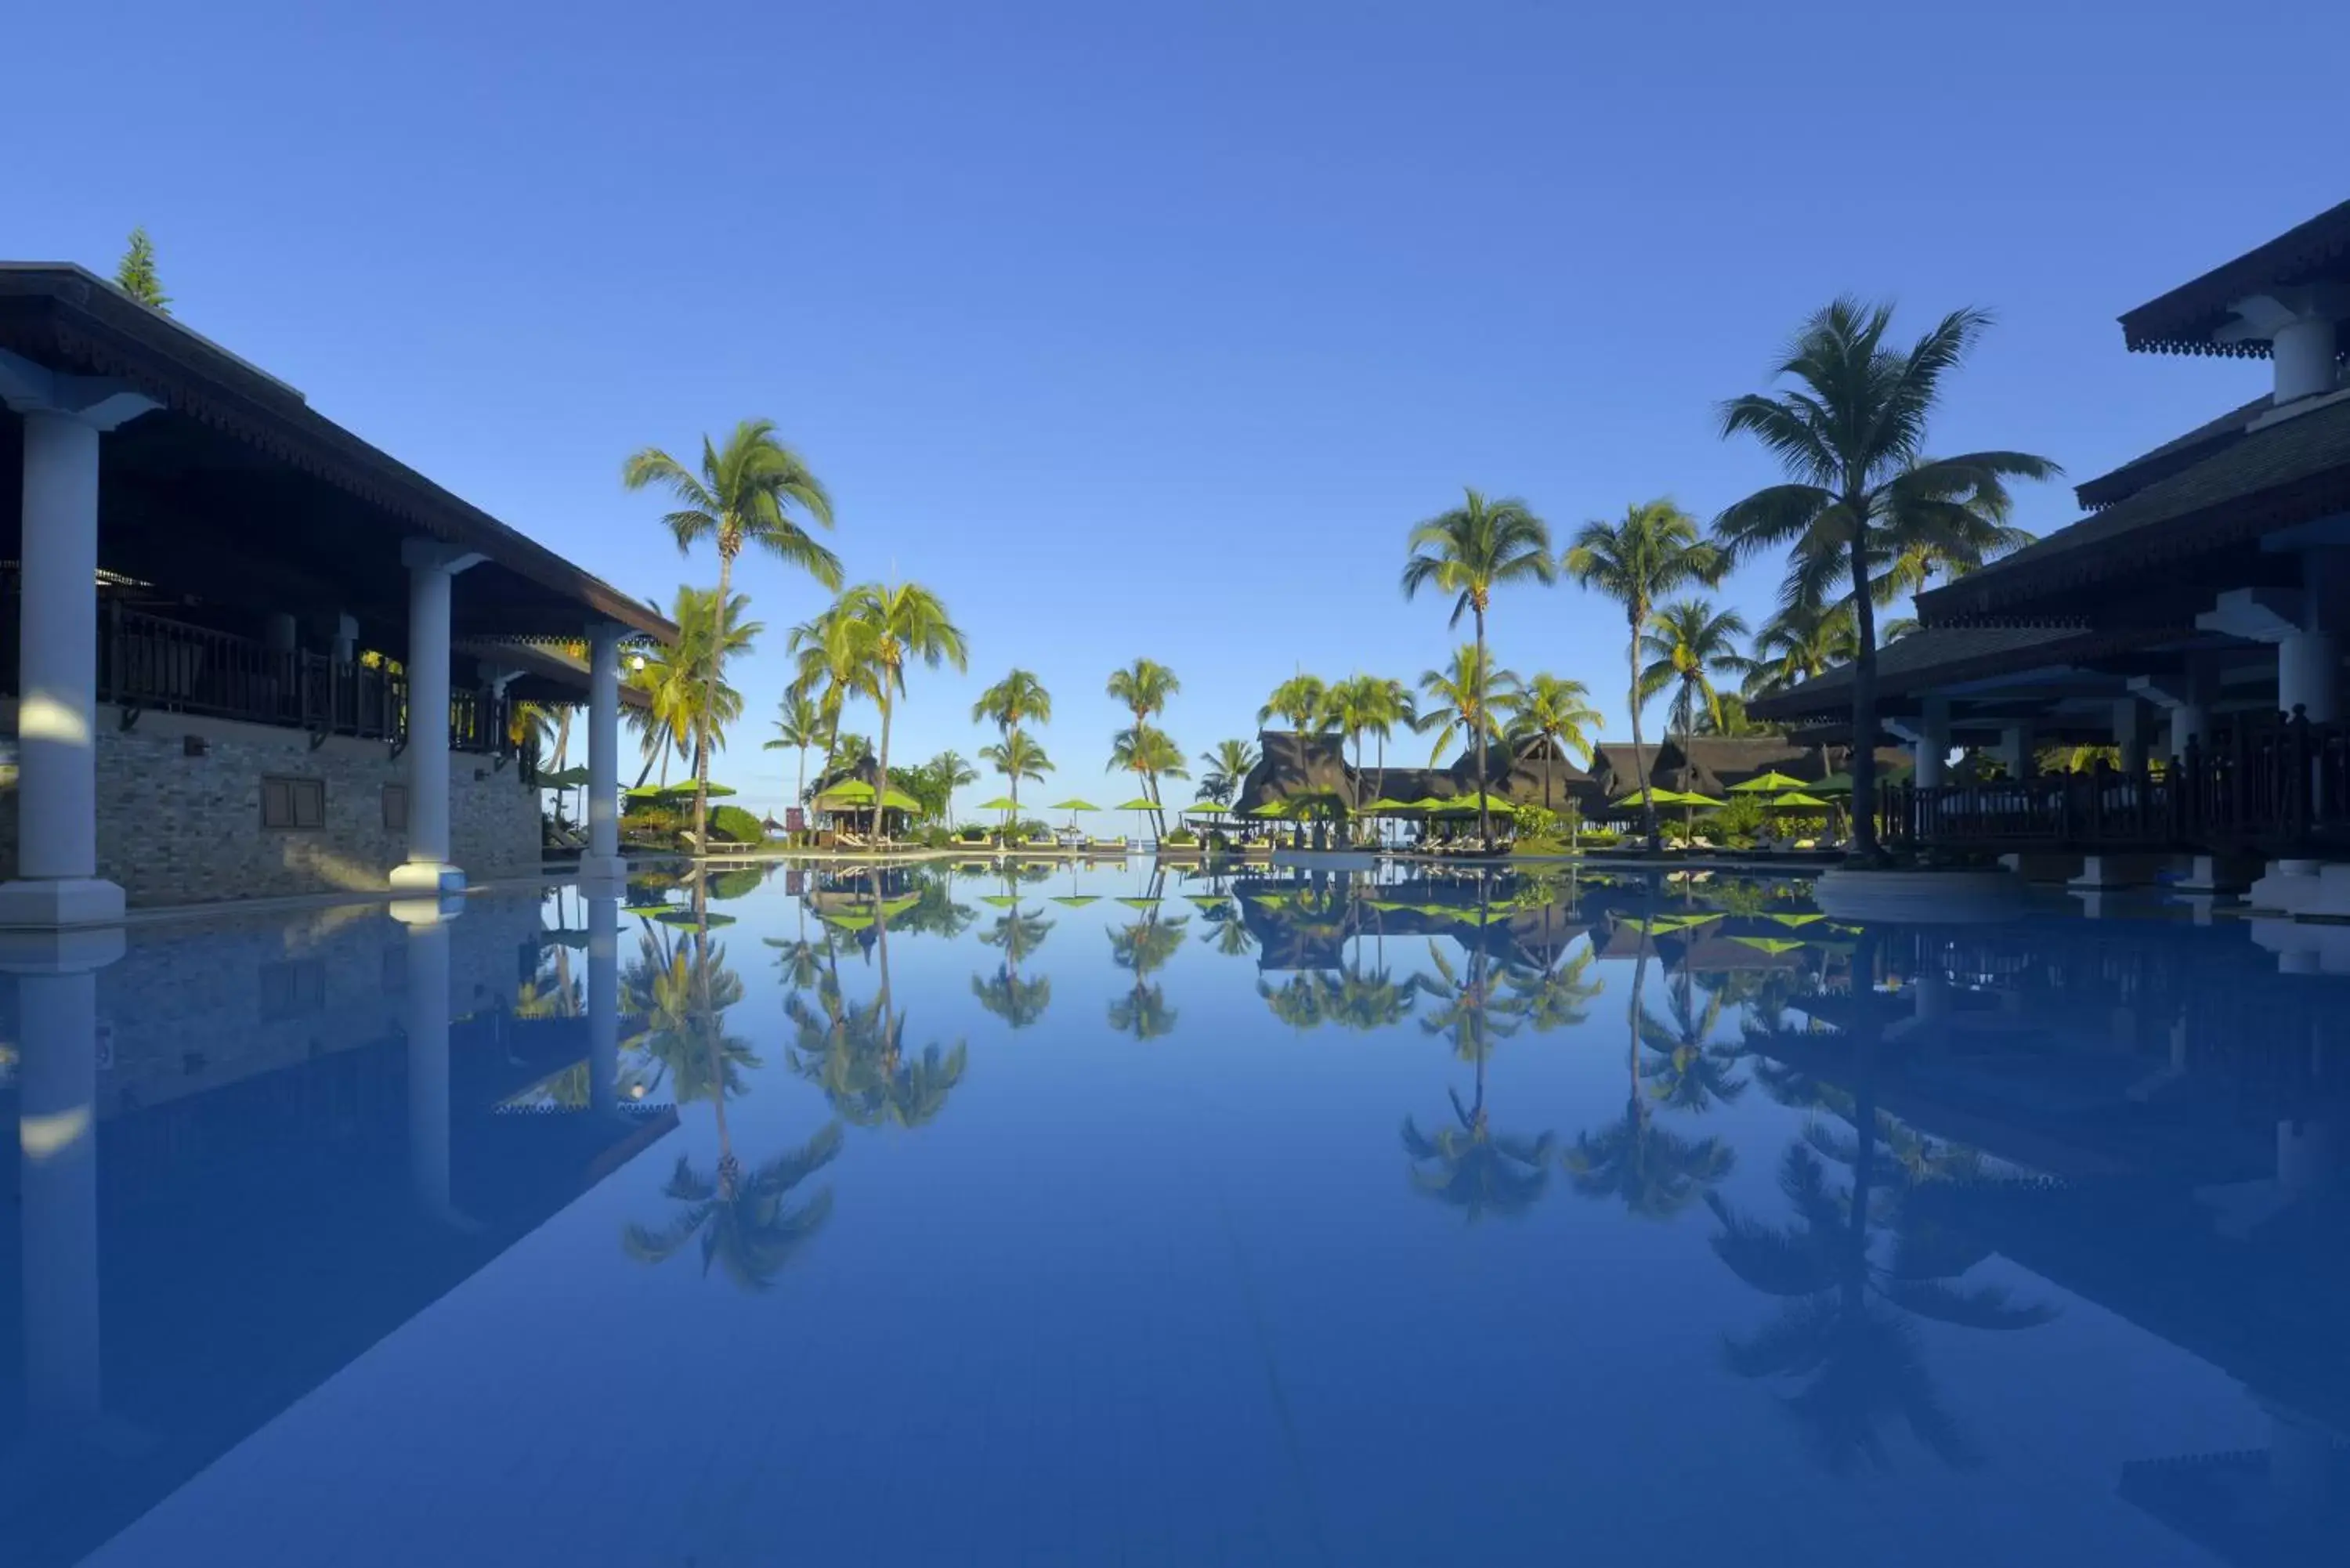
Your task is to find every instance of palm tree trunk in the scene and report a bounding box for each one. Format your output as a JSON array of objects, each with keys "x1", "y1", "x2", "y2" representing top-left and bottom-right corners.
[
  {"x1": 1629, "y1": 606, "x2": 1658, "y2": 850},
  {"x1": 873, "y1": 688, "x2": 894, "y2": 843},
  {"x1": 1473, "y1": 606, "x2": 1492, "y2": 849},
  {"x1": 794, "y1": 742, "x2": 807, "y2": 844},
  {"x1": 697, "y1": 553, "x2": 731, "y2": 850},
  {"x1": 1847, "y1": 535, "x2": 1882, "y2": 861}
]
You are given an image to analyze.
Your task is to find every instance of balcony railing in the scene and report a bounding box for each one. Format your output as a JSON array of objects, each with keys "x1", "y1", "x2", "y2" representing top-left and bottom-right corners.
[
  {"x1": 0, "y1": 586, "x2": 522, "y2": 761},
  {"x1": 1878, "y1": 710, "x2": 2350, "y2": 856}
]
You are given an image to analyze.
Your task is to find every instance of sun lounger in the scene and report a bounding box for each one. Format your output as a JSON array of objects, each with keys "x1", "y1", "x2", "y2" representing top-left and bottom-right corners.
[
  {"x1": 1088, "y1": 837, "x2": 1127, "y2": 853},
  {"x1": 834, "y1": 829, "x2": 870, "y2": 851}
]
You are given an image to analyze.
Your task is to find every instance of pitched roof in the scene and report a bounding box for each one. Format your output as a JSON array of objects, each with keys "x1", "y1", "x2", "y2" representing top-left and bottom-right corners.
[
  {"x1": 2118, "y1": 198, "x2": 2350, "y2": 356},
  {"x1": 1747, "y1": 626, "x2": 2102, "y2": 719},
  {"x1": 1918, "y1": 393, "x2": 2350, "y2": 625},
  {"x1": 2073, "y1": 392, "x2": 2272, "y2": 511},
  {"x1": 0, "y1": 264, "x2": 674, "y2": 644}
]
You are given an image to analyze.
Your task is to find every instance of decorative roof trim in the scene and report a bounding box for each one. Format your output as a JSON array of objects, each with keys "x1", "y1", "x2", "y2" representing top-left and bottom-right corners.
[{"x1": 2118, "y1": 199, "x2": 2350, "y2": 356}]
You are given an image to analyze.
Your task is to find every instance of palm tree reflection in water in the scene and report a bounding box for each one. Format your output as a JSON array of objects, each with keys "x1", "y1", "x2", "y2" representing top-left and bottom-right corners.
[
  {"x1": 1109, "y1": 909, "x2": 1187, "y2": 1042},
  {"x1": 974, "y1": 898, "x2": 1054, "y2": 1031},
  {"x1": 1564, "y1": 918, "x2": 1735, "y2": 1222},
  {"x1": 1402, "y1": 932, "x2": 1554, "y2": 1223},
  {"x1": 1705, "y1": 932, "x2": 2057, "y2": 1472},
  {"x1": 621, "y1": 921, "x2": 841, "y2": 1292},
  {"x1": 787, "y1": 873, "x2": 970, "y2": 1130}
]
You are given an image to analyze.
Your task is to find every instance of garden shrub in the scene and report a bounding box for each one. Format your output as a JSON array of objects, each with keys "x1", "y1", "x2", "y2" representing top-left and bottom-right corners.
[{"x1": 708, "y1": 804, "x2": 765, "y2": 844}]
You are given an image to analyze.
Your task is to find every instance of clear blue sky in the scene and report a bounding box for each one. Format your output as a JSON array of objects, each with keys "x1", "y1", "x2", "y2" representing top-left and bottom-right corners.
[{"x1": 12, "y1": 1, "x2": 2345, "y2": 822}]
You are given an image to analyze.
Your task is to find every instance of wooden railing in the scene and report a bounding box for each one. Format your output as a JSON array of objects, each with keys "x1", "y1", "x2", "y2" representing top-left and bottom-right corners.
[
  {"x1": 1878, "y1": 709, "x2": 2350, "y2": 854},
  {"x1": 0, "y1": 586, "x2": 519, "y2": 757}
]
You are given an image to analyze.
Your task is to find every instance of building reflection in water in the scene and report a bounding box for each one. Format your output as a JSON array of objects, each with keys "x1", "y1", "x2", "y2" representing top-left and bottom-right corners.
[{"x1": 0, "y1": 891, "x2": 669, "y2": 1568}]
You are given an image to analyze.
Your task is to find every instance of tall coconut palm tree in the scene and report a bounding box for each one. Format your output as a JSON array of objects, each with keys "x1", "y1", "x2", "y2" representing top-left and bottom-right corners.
[
  {"x1": 1713, "y1": 299, "x2": 2059, "y2": 859},
  {"x1": 663, "y1": 586, "x2": 758, "y2": 795},
  {"x1": 1416, "y1": 645, "x2": 1510, "y2": 769},
  {"x1": 978, "y1": 731, "x2": 1053, "y2": 826},
  {"x1": 1640, "y1": 598, "x2": 1753, "y2": 797},
  {"x1": 927, "y1": 750, "x2": 979, "y2": 828},
  {"x1": 1401, "y1": 487, "x2": 1556, "y2": 847},
  {"x1": 838, "y1": 581, "x2": 970, "y2": 840},
  {"x1": 1107, "y1": 659, "x2": 1180, "y2": 835},
  {"x1": 624, "y1": 419, "x2": 840, "y2": 847},
  {"x1": 1744, "y1": 602, "x2": 1862, "y2": 699},
  {"x1": 1198, "y1": 738, "x2": 1259, "y2": 804},
  {"x1": 785, "y1": 602, "x2": 876, "y2": 775},
  {"x1": 1566, "y1": 500, "x2": 1725, "y2": 849},
  {"x1": 971, "y1": 666, "x2": 1052, "y2": 826},
  {"x1": 1358, "y1": 676, "x2": 1417, "y2": 815},
  {"x1": 1495, "y1": 673, "x2": 1602, "y2": 815},
  {"x1": 1108, "y1": 724, "x2": 1187, "y2": 839},
  {"x1": 1258, "y1": 673, "x2": 1329, "y2": 733},
  {"x1": 763, "y1": 688, "x2": 826, "y2": 817}
]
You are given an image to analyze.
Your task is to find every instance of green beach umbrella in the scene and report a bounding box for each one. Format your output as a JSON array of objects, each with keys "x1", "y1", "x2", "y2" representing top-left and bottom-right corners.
[
  {"x1": 1407, "y1": 796, "x2": 1454, "y2": 811},
  {"x1": 1609, "y1": 785, "x2": 1683, "y2": 807},
  {"x1": 1052, "y1": 797, "x2": 1101, "y2": 812},
  {"x1": 1359, "y1": 797, "x2": 1414, "y2": 812},
  {"x1": 1729, "y1": 771, "x2": 1810, "y2": 793},
  {"x1": 1770, "y1": 912, "x2": 1828, "y2": 928},
  {"x1": 1183, "y1": 802, "x2": 1231, "y2": 815},
  {"x1": 1116, "y1": 896, "x2": 1162, "y2": 909},
  {"x1": 978, "y1": 894, "x2": 1020, "y2": 909},
  {"x1": 627, "y1": 782, "x2": 736, "y2": 801},
  {"x1": 976, "y1": 795, "x2": 1020, "y2": 811},
  {"x1": 1249, "y1": 800, "x2": 1293, "y2": 817},
  {"x1": 1052, "y1": 894, "x2": 1102, "y2": 908},
  {"x1": 1770, "y1": 791, "x2": 1831, "y2": 811},
  {"x1": 1114, "y1": 797, "x2": 1158, "y2": 811},
  {"x1": 1730, "y1": 935, "x2": 1810, "y2": 956},
  {"x1": 1675, "y1": 791, "x2": 1726, "y2": 811}
]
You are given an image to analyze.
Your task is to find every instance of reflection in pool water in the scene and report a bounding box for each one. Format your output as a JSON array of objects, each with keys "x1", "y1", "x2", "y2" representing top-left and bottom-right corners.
[{"x1": 4, "y1": 859, "x2": 2346, "y2": 1566}]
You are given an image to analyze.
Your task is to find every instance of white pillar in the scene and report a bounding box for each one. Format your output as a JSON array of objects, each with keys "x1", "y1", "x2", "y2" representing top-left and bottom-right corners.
[
  {"x1": 393, "y1": 897, "x2": 464, "y2": 1223},
  {"x1": 391, "y1": 540, "x2": 482, "y2": 894},
  {"x1": 1913, "y1": 699, "x2": 1949, "y2": 789},
  {"x1": 580, "y1": 623, "x2": 625, "y2": 882},
  {"x1": 0, "y1": 360, "x2": 158, "y2": 926},
  {"x1": 588, "y1": 890, "x2": 620, "y2": 1112},
  {"x1": 6, "y1": 927, "x2": 125, "y2": 1435},
  {"x1": 2278, "y1": 629, "x2": 2338, "y2": 722},
  {"x1": 2113, "y1": 698, "x2": 2149, "y2": 774},
  {"x1": 327, "y1": 612, "x2": 357, "y2": 664},
  {"x1": 1995, "y1": 724, "x2": 2034, "y2": 779},
  {"x1": 2272, "y1": 314, "x2": 2339, "y2": 403}
]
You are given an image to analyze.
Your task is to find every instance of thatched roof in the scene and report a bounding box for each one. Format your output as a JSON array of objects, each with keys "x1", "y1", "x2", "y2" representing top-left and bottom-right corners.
[{"x1": 1235, "y1": 730, "x2": 1356, "y2": 814}]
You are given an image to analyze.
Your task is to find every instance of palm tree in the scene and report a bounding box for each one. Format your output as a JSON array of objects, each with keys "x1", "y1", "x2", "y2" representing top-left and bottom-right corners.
[
  {"x1": 662, "y1": 586, "x2": 759, "y2": 797},
  {"x1": 838, "y1": 581, "x2": 970, "y2": 840},
  {"x1": 624, "y1": 419, "x2": 839, "y2": 847},
  {"x1": 1107, "y1": 659, "x2": 1181, "y2": 835},
  {"x1": 1566, "y1": 500, "x2": 1725, "y2": 849},
  {"x1": 977, "y1": 730, "x2": 1052, "y2": 829},
  {"x1": 1640, "y1": 598, "x2": 1752, "y2": 811},
  {"x1": 1401, "y1": 487, "x2": 1556, "y2": 847},
  {"x1": 764, "y1": 688, "x2": 826, "y2": 816},
  {"x1": 621, "y1": 1124, "x2": 842, "y2": 1292},
  {"x1": 1713, "y1": 299, "x2": 2060, "y2": 859},
  {"x1": 1416, "y1": 645, "x2": 1509, "y2": 768},
  {"x1": 916, "y1": 750, "x2": 978, "y2": 828},
  {"x1": 1322, "y1": 674, "x2": 1415, "y2": 842},
  {"x1": 786, "y1": 602, "x2": 877, "y2": 775},
  {"x1": 1495, "y1": 673, "x2": 1601, "y2": 815},
  {"x1": 627, "y1": 634, "x2": 700, "y2": 789},
  {"x1": 1358, "y1": 677, "x2": 1416, "y2": 815},
  {"x1": 1108, "y1": 724, "x2": 1187, "y2": 839},
  {"x1": 1744, "y1": 602, "x2": 1861, "y2": 699},
  {"x1": 1198, "y1": 738, "x2": 1259, "y2": 805},
  {"x1": 971, "y1": 667, "x2": 1052, "y2": 828},
  {"x1": 1258, "y1": 673, "x2": 1329, "y2": 733}
]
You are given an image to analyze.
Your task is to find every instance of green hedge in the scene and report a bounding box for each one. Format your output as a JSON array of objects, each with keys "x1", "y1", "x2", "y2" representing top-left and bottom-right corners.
[{"x1": 709, "y1": 804, "x2": 765, "y2": 844}]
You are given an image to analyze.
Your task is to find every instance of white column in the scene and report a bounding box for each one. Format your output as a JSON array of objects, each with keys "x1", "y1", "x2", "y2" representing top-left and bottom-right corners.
[
  {"x1": 391, "y1": 540, "x2": 482, "y2": 894},
  {"x1": 2271, "y1": 314, "x2": 2339, "y2": 403},
  {"x1": 0, "y1": 359, "x2": 157, "y2": 927},
  {"x1": 393, "y1": 897, "x2": 465, "y2": 1223},
  {"x1": 1995, "y1": 724, "x2": 2034, "y2": 779},
  {"x1": 588, "y1": 889, "x2": 620, "y2": 1112},
  {"x1": 1913, "y1": 698, "x2": 1949, "y2": 789},
  {"x1": 6, "y1": 927, "x2": 125, "y2": 1436},
  {"x1": 2278, "y1": 629, "x2": 2338, "y2": 722},
  {"x1": 2113, "y1": 698, "x2": 2149, "y2": 773},
  {"x1": 580, "y1": 623, "x2": 625, "y2": 882}
]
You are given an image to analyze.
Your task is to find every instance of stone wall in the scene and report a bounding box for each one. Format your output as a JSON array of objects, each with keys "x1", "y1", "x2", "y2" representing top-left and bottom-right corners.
[{"x1": 0, "y1": 703, "x2": 542, "y2": 906}]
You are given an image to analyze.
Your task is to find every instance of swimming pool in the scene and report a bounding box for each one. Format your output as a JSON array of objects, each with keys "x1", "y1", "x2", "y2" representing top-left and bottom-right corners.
[{"x1": 5, "y1": 860, "x2": 2344, "y2": 1566}]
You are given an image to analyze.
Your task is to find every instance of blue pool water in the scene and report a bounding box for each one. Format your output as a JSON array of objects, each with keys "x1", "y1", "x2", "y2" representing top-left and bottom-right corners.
[{"x1": 3, "y1": 860, "x2": 2345, "y2": 1566}]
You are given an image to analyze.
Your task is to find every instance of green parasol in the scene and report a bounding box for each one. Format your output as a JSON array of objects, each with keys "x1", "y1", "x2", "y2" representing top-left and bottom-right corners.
[
  {"x1": 978, "y1": 894, "x2": 1020, "y2": 909},
  {"x1": 1674, "y1": 791, "x2": 1726, "y2": 811},
  {"x1": 1051, "y1": 797, "x2": 1101, "y2": 812},
  {"x1": 1115, "y1": 896, "x2": 1162, "y2": 909},
  {"x1": 1729, "y1": 771, "x2": 1810, "y2": 793},
  {"x1": 1249, "y1": 800, "x2": 1294, "y2": 817},
  {"x1": 1730, "y1": 935, "x2": 1810, "y2": 956},
  {"x1": 1436, "y1": 790, "x2": 1513, "y2": 814},
  {"x1": 1609, "y1": 785, "x2": 1686, "y2": 807},
  {"x1": 1769, "y1": 791, "x2": 1831, "y2": 811},
  {"x1": 1051, "y1": 894, "x2": 1101, "y2": 907},
  {"x1": 976, "y1": 795, "x2": 1020, "y2": 811},
  {"x1": 1406, "y1": 795, "x2": 1455, "y2": 811},
  {"x1": 1114, "y1": 797, "x2": 1159, "y2": 811},
  {"x1": 1183, "y1": 802, "x2": 1231, "y2": 815},
  {"x1": 1359, "y1": 797, "x2": 1415, "y2": 812},
  {"x1": 627, "y1": 782, "x2": 736, "y2": 801}
]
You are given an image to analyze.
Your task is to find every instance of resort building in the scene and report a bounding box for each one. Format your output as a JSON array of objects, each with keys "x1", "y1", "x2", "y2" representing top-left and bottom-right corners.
[
  {"x1": 1751, "y1": 199, "x2": 2350, "y2": 910},
  {"x1": 0, "y1": 265, "x2": 668, "y2": 923}
]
